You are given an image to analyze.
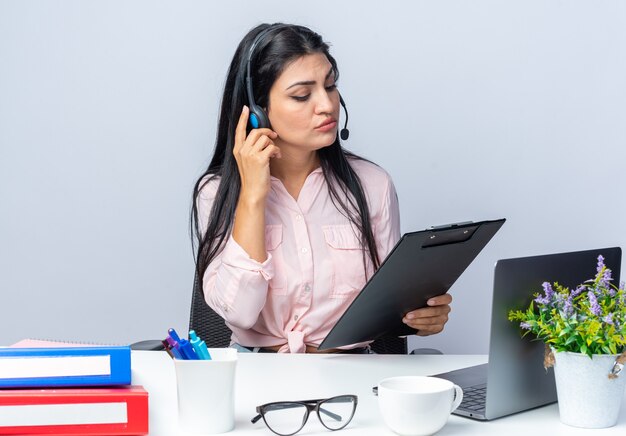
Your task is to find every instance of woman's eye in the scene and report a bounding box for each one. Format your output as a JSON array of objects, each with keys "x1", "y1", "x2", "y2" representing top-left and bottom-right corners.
[
  {"x1": 292, "y1": 95, "x2": 310, "y2": 102},
  {"x1": 325, "y1": 84, "x2": 337, "y2": 91}
]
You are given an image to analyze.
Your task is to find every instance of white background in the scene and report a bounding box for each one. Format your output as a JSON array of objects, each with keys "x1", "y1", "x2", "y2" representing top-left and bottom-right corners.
[{"x1": 1, "y1": 1, "x2": 625, "y2": 353}]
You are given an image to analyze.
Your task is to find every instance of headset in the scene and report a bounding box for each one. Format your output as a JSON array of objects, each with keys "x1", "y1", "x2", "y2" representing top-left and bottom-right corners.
[{"x1": 244, "y1": 25, "x2": 350, "y2": 140}]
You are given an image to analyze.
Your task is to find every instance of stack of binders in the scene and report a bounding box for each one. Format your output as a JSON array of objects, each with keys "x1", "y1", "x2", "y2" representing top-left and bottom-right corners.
[{"x1": 0, "y1": 339, "x2": 148, "y2": 435}]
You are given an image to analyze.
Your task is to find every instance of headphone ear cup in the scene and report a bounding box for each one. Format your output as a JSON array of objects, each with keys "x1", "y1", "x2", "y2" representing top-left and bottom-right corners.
[{"x1": 248, "y1": 104, "x2": 271, "y2": 129}]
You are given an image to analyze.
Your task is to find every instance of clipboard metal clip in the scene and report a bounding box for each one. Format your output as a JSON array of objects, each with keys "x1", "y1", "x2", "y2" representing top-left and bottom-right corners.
[{"x1": 430, "y1": 221, "x2": 474, "y2": 230}]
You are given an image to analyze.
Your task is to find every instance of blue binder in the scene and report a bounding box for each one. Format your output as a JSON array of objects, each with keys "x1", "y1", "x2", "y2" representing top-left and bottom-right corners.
[{"x1": 0, "y1": 345, "x2": 131, "y2": 388}]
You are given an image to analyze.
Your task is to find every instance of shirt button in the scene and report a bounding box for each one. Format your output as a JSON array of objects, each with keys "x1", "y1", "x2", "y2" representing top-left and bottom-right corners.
[
  {"x1": 304, "y1": 284, "x2": 311, "y2": 292},
  {"x1": 294, "y1": 315, "x2": 299, "y2": 321},
  {"x1": 222, "y1": 305, "x2": 229, "y2": 313},
  {"x1": 295, "y1": 214, "x2": 302, "y2": 220},
  {"x1": 301, "y1": 247, "x2": 308, "y2": 254}
]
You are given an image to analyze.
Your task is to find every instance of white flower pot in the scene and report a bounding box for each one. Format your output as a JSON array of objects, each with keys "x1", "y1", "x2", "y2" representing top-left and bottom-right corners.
[{"x1": 553, "y1": 351, "x2": 626, "y2": 428}]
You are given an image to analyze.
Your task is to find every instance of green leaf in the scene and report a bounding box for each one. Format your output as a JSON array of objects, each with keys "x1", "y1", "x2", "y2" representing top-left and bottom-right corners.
[{"x1": 581, "y1": 343, "x2": 589, "y2": 355}]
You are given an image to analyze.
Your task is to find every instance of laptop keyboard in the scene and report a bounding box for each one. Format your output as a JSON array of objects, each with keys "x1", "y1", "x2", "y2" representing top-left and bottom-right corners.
[{"x1": 460, "y1": 384, "x2": 486, "y2": 412}]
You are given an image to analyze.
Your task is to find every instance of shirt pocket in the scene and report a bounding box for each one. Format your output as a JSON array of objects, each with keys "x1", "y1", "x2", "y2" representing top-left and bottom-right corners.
[
  {"x1": 323, "y1": 225, "x2": 370, "y2": 298},
  {"x1": 265, "y1": 224, "x2": 287, "y2": 295}
]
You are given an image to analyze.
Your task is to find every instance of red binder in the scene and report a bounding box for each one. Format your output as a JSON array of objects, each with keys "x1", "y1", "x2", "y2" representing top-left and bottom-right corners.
[{"x1": 0, "y1": 386, "x2": 148, "y2": 435}]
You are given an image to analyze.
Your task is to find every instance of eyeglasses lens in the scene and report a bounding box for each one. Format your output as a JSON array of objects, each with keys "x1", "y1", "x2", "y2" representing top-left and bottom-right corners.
[
  {"x1": 318, "y1": 396, "x2": 356, "y2": 430},
  {"x1": 262, "y1": 402, "x2": 308, "y2": 436}
]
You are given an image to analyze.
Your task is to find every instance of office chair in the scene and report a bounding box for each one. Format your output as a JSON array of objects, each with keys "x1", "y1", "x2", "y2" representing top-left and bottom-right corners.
[
  {"x1": 188, "y1": 274, "x2": 231, "y2": 348},
  {"x1": 188, "y1": 274, "x2": 409, "y2": 354}
]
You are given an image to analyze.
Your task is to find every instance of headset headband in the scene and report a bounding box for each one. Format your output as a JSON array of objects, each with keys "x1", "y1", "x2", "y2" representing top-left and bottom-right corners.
[{"x1": 245, "y1": 24, "x2": 289, "y2": 111}]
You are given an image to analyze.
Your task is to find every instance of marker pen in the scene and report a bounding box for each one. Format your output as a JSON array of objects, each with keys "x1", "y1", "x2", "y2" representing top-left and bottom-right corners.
[
  {"x1": 165, "y1": 336, "x2": 184, "y2": 359},
  {"x1": 168, "y1": 328, "x2": 183, "y2": 343},
  {"x1": 161, "y1": 339, "x2": 175, "y2": 359},
  {"x1": 168, "y1": 327, "x2": 199, "y2": 359},
  {"x1": 189, "y1": 330, "x2": 211, "y2": 360},
  {"x1": 178, "y1": 337, "x2": 199, "y2": 360}
]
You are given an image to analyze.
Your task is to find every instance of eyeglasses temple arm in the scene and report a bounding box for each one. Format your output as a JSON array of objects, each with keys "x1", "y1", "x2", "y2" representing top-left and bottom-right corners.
[
  {"x1": 251, "y1": 414, "x2": 263, "y2": 424},
  {"x1": 319, "y1": 407, "x2": 342, "y2": 421}
]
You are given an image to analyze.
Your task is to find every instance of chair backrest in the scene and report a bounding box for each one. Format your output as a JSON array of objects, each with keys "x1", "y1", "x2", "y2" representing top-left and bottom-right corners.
[
  {"x1": 188, "y1": 275, "x2": 231, "y2": 348},
  {"x1": 188, "y1": 274, "x2": 407, "y2": 354},
  {"x1": 370, "y1": 335, "x2": 407, "y2": 355}
]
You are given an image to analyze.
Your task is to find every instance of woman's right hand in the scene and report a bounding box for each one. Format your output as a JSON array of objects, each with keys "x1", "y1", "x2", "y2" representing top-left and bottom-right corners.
[{"x1": 233, "y1": 106, "x2": 281, "y2": 202}]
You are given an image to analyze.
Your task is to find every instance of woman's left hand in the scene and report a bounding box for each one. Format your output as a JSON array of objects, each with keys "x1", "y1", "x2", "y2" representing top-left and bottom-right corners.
[{"x1": 402, "y1": 293, "x2": 452, "y2": 336}]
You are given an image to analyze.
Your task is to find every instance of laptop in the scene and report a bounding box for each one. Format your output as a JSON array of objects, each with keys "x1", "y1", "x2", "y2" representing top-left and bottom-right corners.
[{"x1": 434, "y1": 247, "x2": 622, "y2": 420}]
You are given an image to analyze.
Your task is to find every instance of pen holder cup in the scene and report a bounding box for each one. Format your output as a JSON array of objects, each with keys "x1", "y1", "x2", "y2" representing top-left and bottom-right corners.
[{"x1": 174, "y1": 348, "x2": 238, "y2": 434}]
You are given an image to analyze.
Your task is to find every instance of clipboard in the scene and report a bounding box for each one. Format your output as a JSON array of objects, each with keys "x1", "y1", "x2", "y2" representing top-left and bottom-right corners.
[{"x1": 318, "y1": 218, "x2": 506, "y2": 350}]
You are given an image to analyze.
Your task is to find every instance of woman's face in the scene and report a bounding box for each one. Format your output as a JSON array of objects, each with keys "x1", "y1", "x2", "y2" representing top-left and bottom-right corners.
[{"x1": 266, "y1": 52, "x2": 340, "y2": 152}]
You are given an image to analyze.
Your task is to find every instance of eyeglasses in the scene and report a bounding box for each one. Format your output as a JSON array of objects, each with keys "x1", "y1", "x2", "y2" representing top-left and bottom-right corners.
[{"x1": 251, "y1": 394, "x2": 358, "y2": 436}]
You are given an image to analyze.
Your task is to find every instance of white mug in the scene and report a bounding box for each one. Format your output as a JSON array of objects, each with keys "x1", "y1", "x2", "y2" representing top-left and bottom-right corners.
[{"x1": 378, "y1": 376, "x2": 463, "y2": 436}]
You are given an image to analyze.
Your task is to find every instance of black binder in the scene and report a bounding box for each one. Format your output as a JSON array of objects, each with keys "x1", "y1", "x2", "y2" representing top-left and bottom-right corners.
[{"x1": 318, "y1": 218, "x2": 506, "y2": 350}]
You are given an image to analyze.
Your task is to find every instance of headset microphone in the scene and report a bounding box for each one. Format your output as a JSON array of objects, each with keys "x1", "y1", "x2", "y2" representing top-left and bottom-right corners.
[{"x1": 339, "y1": 94, "x2": 350, "y2": 140}]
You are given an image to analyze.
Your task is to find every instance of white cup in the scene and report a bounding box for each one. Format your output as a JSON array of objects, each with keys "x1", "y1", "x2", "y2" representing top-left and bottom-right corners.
[
  {"x1": 378, "y1": 376, "x2": 463, "y2": 436},
  {"x1": 173, "y1": 348, "x2": 237, "y2": 434}
]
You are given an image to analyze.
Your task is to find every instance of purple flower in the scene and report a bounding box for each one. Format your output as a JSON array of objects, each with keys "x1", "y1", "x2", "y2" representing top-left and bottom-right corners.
[
  {"x1": 588, "y1": 291, "x2": 601, "y2": 316},
  {"x1": 562, "y1": 295, "x2": 574, "y2": 317},
  {"x1": 542, "y1": 282, "x2": 555, "y2": 300},
  {"x1": 597, "y1": 255, "x2": 605, "y2": 273},
  {"x1": 533, "y1": 282, "x2": 555, "y2": 306},
  {"x1": 571, "y1": 285, "x2": 586, "y2": 297},
  {"x1": 603, "y1": 313, "x2": 614, "y2": 325},
  {"x1": 600, "y1": 268, "x2": 613, "y2": 289},
  {"x1": 534, "y1": 282, "x2": 555, "y2": 306},
  {"x1": 608, "y1": 285, "x2": 617, "y2": 297},
  {"x1": 520, "y1": 322, "x2": 532, "y2": 330},
  {"x1": 620, "y1": 281, "x2": 625, "y2": 291}
]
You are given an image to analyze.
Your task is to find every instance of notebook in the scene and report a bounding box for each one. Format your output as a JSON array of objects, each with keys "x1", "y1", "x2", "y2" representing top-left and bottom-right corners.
[{"x1": 433, "y1": 247, "x2": 622, "y2": 420}]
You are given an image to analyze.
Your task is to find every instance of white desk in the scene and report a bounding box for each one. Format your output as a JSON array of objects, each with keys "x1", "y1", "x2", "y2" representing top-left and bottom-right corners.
[{"x1": 131, "y1": 350, "x2": 626, "y2": 435}]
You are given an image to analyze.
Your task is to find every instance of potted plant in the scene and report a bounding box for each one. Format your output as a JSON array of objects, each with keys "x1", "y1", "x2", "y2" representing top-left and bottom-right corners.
[{"x1": 509, "y1": 255, "x2": 626, "y2": 428}]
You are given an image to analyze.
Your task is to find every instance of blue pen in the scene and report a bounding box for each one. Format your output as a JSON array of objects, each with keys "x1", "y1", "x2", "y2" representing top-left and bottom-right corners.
[
  {"x1": 189, "y1": 330, "x2": 212, "y2": 360},
  {"x1": 178, "y1": 337, "x2": 199, "y2": 360},
  {"x1": 168, "y1": 328, "x2": 198, "y2": 360},
  {"x1": 168, "y1": 328, "x2": 183, "y2": 343}
]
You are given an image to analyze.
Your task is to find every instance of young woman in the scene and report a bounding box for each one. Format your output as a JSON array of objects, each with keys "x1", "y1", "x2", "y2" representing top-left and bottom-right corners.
[{"x1": 191, "y1": 23, "x2": 452, "y2": 353}]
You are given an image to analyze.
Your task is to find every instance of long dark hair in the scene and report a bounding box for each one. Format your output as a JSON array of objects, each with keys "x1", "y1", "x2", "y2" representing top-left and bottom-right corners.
[{"x1": 191, "y1": 23, "x2": 380, "y2": 280}]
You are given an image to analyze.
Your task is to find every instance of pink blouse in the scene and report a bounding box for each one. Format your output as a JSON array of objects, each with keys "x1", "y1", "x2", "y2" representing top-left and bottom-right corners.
[{"x1": 198, "y1": 158, "x2": 401, "y2": 353}]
